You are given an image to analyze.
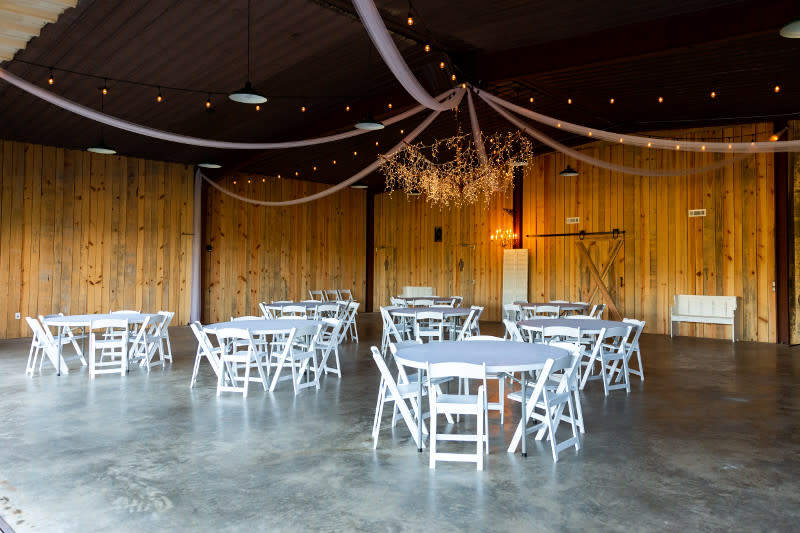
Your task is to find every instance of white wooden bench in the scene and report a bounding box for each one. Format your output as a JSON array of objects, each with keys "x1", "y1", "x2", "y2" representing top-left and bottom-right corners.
[
  {"x1": 400, "y1": 286, "x2": 435, "y2": 297},
  {"x1": 670, "y1": 295, "x2": 738, "y2": 342}
]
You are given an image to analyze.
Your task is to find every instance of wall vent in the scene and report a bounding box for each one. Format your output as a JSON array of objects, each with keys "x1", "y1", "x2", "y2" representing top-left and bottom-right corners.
[
  {"x1": 688, "y1": 209, "x2": 707, "y2": 218},
  {"x1": 566, "y1": 217, "x2": 580, "y2": 224}
]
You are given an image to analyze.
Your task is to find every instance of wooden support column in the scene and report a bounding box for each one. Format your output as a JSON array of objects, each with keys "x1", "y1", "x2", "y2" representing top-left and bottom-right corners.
[
  {"x1": 775, "y1": 131, "x2": 790, "y2": 344},
  {"x1": 365, "y1": 189, "x2": 375, "y2": 312},
  {"x1": 512, "y1": 165, "x2": 524, "y2": 249}
]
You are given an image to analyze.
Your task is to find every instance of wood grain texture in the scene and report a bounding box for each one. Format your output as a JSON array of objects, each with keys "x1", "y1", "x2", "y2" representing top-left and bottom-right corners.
[
  {"x1": 201, "y1": 173, "x2": 366, "y2": 323},
  {"x1": 522, "y1": 122, "x2": 776, "y2": 341},
  {"x1": 372, "y1": 191, "x2": 510, "y2": 321},
  {"x1": 0, "y1": 138, "x2": 194, "y2": 339},
  {"x1": 789, "y1": 120, "x2": 800, "y2": 344}
]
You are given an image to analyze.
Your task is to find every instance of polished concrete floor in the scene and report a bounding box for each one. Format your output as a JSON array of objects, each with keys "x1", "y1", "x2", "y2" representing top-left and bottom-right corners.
[{"x1": 0, "y1": 315, "x2": 798, "y2": 532}]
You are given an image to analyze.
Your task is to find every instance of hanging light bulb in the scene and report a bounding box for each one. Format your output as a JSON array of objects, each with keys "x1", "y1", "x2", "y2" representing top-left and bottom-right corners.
[
  {"x1": 87, "y1": 89, "x2": 116, "y2": 154},
  {"x1": 774, "y1": 84, "x2": 781, "y2": 93},
  {"x1": 407, "y1": 13, "x2": 413, "y2": 25},
  {"x1": 424, "y1": 44, "x2": 431, "y2": 52},
  {"x1": 156, "y1": 87, "x2": 163, "y2": 103},
  {"x1": 567, "y1": 98, "x2": 572, "y2": 104},
  {"x1": 658, "y1": 96, "x2": 664, "y2": 103},
  {"x1": 47, "y1": 69, "x2": 54, "y2": 85},
  {"x1": 205, "y1": 95, "x2": 212, "y2": 109},
  {"x1": 229, "y1": 0, "x2": 267, "y2": 104},
  {"x1": 451, "y1": 74, "x2": 456, "y2": 81},
  {"x1": 345, "y1": 105, "x2": 350, "y2": 112},
  {"x1": 301, "y1": 106, "x2": 307, "y2": 112},
  {"x1": 710, "y1": 90, "x2": 717, "y2": 99},
  {"x1": 101, "y1": 79, "x2": 109, "y2": 95},
  {"x1": 439, "y1": 61, "x2": 445, "y2": 69},
  {"x1": 255, "y1": 104, "x2": 261, "y2": 111},
  {"x1": 609, "y1": 98, "x2": 615, "y2": 104}
]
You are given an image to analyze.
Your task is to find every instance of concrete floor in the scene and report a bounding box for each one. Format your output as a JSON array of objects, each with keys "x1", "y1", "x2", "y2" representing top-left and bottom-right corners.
[{"x1": 0, "y1": 315, "x2": 798, "y2": 532}]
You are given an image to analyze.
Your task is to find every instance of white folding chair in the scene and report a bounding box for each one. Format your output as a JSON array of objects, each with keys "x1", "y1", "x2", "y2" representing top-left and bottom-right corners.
[
  {"x1": 370, "y1": 346, "x2": 428, "y2": 449},
  {"x1": 129, "y1": 314, "x2": 167, "y2": 372},
  {"x1": 110, "y1": 309, "x2": 140, "y2": 314},
  {"x1": 156, "y1": 310, "x2": 174, "y2": 363},
  {"x1": 468, "y1": 306, "x2": 484, "y2": 336},
  {"x1": 324, "y1": 289, "x2": 340, "y2": 302},
  {"x1": 215, "y1": 327, "x2": 268, "y2": 397},
  {"x1": 507, "y1": 355, "x2": 581, "y2": 462},
  {"x1": 258, "y1": 302, "x2": 277, "y2": 319},
  {"x1": 280, "y1": 305, "x2": 307, "y2": 318},
  {"x1": 37, "y1": 314, "x2": 87, "y2": 370},
  {"x1": 269, "y1": 326, "x2": 321, "y2": 394},
  {"x1": 87, "y1": 318, "x2": 129, "y2": 378},
  {"x1": 338, "y1": 289, "x2": 354, "y2": 301},
  {"x1": 449, "y1": 296, "x2": 463, "y2": 308},
  {"x1": 427, "y1": 362, "x2": 488, "y2": 470},
  {"x1": 308, "y1": 290, "x2": 325, "y2": 301},
  {"x1": 502, "y1": 304, "x2": 522, "y2": 339},
  {"x1": 390, "y1": 297, "x2": 408, "y2": 308},
  {"x1": 454, "y1": 308, "x2": 478, "y2": 341},
  {"x1": 314, "y1": 303, "x2": 340, "y2": 320},
  {"x1": 533, "y1": 305, "x2": 560, "y2": 318},
  {"x1": 413, "y1": 298, "x2": 434, "y2": 307},
  {"x1": 620, "y1": 318, "x2": 646, "y2": 382},
  {"x1": 342, "y1": 301, "x2": 360, "y2": 343},
  {"x1": 414, "y1": 311, "x2": 444, "y2": 343},
  {"x1": 316, "y1": 318, "x2": 345, "y2": 378},
  {"x1": 541, "y1": 326, "x2": 585, "y2": 434},
  {"x1": 189, "y1": 322, "x2": 222, "y2": 387},
  {"x1": 25, "y1": 317, "x2": 66, "y2": 375},
  {"x1": 590, "y1": 303, "x2": 606, "y2": 319},
  {"x1": 502, "y1": 319, "x2": 525, "y2": 342},
  {"x1": 463, "y1": 336, "x2": 507, "y2": 424},
  {"x1": 580, "y1": 326, "x2": 633, "y2": 395}
]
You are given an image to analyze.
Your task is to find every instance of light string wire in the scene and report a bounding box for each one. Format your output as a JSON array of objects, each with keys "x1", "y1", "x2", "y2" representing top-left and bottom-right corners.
[
  {"x1": 201, "y1": 89, "x2": 465, "y2": 206},
  {"x1": 479, "y1": 89, "x2": 800, "y2": 153},
  {"x1": 478, "y1": 88, "x2": 750, "y2": 177},
  {"x1": 466, "y1": 89, "x2": 487, "y2": 165},
  {"x1": 0, "y1": 66, "x2": 457, "y2": 149},
  {"x1": 352, "y1": 0, "x2": 458, "y2": 111}
]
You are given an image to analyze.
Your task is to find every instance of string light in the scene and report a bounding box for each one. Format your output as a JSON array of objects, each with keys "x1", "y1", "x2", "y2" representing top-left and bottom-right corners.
[
  {"x1": 609, "y1": 98, "x2": 615, "y2": 104},
  {"x1": 407, "y1": 13, "x2": 413, "y2": 26},
  {"x1": 529, "y1": 97, "x2": 534, "y2": 103},
  {"x1": 588, "y1": 131, "x2": 592, "y2": 137},
  {"x1": 647, "y1": 142, "x2": 652, "y2": 148},
  {"x1": 774, "y1": 85, "x2": 781, "y2": 93},
  {"x1": 424, "y1": 44, "x2": 431, "y2": 52},
  {"x1": 451, "y1": 74, "x2": 456, "y2": 81},
  {"x1": 47, "y1": 69, "x2": 54, "y2": 85},
  {"x1": 301, "y1": 106, "x2": 306, "y2": 112},
  {"x1": 101, "y1": 79, "x2": 109, "y2": 95},
  {"x1": 233, "y1": 180, "x2": 237, "y2": 185},
  {"x1": 255, "y1": 104, "x2": 260, "y2": 111},
  {"x1": 375, "y1": 141, "x2": 380, "y2": 146},
  {"x1": 353, "y1": 151, "x2": 358, "y2": 156},
  {"x1": 567, "y1": 98, "x2": 572, "y2": 104},
  {"x1": 439, "y1": 61, "x2": 445, "y2": 69},
  {"x1": 345, "y1": 105, "x2": 350, "y2": 112},
  {"x1": 205, "y1": 95, "x2": 212, "y2": 109},
  {"x1": 156, "y1": 87, "x2": 163, "y2": 103},
  {"x1": 658, "y1": 96, "x2": 664, "y2": 103},
  {"x1": 332, "y1": 160, "x2": 336, "y2": 165},
  {"x1": 388, "y1": 103, "x2": 392, "y2": 109},
  {"x1": 710, "y1": 90, "x2": 717, "y2": 99},
  {"x1": 701, "y1": 145, "x2": 706, "y2": 151},
  {"x1": 262, "y1": 177, "x2": 266, "y2": 183},
  {"x1": 770, "y1": 134, "x2": 779, "y2": 141},
  {"x1": 247, "y1": 179, "x2": 251, "y2": 184},
  {"x1": 400, "y1": 129, "x2": 404, "y2": 134},
  {"x1": 295, "y1": 171, "x2": 299, "y2": 176},
  {"x1": 313, "y1": 166, "x2": 317, "y2": 171}
]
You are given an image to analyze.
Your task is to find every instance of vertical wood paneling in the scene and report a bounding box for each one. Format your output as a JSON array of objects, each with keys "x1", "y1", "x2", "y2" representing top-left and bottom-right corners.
[
  {"x1": 522, "y1": 122, "x2": 776, "y2": 341},
  {"x1": 202, "y1": 173, "x2": 366, "y2": 323},
  {"x1": 372, "y1": 191, "x2": 509, "y2": 321},
  {"x1": 789, "y1": 120, "x2": 800, "y2": 344},
  {"x1": 0, "y1": 138, "x2": 194, "y2": 339}
]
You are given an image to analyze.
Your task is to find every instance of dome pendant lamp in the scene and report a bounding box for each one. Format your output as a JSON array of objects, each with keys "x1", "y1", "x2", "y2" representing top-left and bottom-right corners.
[
  {"x1": 87, "y1": 88, "x2": 116, "y2": 154},
  {"x1": 559, "y1": 165, "x2": 579, "y2": 177},
  {"x1": 229, "y1": 0, "x2": 267, "y2": 104},
  {"x1": 355, "y1": 111, "x2": 384, "y2": 130}
]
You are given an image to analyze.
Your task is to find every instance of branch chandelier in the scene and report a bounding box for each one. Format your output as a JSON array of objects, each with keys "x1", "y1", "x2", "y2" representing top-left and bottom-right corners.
[{"x1": 0, "y1": 0, "x2": 798, "y2": 206}]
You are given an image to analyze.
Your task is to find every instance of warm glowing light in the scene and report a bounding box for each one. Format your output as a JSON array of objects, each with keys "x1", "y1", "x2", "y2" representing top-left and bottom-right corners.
[
  {"x1": 48, "y1": 70, "x2": 54, "y2": 85},
  {"x1": 588, "y1": 131, "x2": 592, "y2": 137},
  {"x1": 255, "y1": 104, "x2": 260, "y2": 111},
  {"x1": 774, "y1": 85, "x2": 781, "y2": 93},
  {"x1": 295, "y1": 171, "x2": 299, "y2": 176},
  {"x1": 701, "y1": 145, "x2": 706, "y2": 151},
  {"x1": 676, "y1": 145, "x2": 680, "y2": 150},
  {"x1": 710, "y1": 91, "x2": 717, "y2": 99},
  {"x1": 101, "y1": 82, "x2": 109, "y2": 95},
  {"x1": 232, "y1": 180, "x2": 237, "y2": 185},
  {"x1": 529, "y1": 97, "x2": 534, "y2": 103},
  {"x1": 332, "y1": 160, "x2": 336, "y2": 165},
  {"x1": 728, "y1": 144, "x2": 732, "y2": 149},
  {"x1": 619, "y1": 138, "x2": 624, "y2": 143},
  {"x1": 439, "y1": 62, "x2": 445, "y2": 69},
  {"x1": 567, "y1": 98, "x2": 572, "y2": 104},
  {"x1": 609, "y1": 98, "x2": 615, "y2": 104},
  {"x1": 262, "y1": 178, "x2": 266, "y2": 182},
  {"x1": 156, "y1": 92, "x2": 163, "y2": 103},
  {"x1": 353, "y1": 151, "x2": 358, "y2": 156},
  {"x1": 313, "y1": 166, "x2": 317, "y2": 171},
  {"x1": 247, "y1": 179, "x2": 251, "y2": 184},
  {"x1": 301, "y1": 106, "x2": 306, "y2": 112},
  {"x1": 407, "y1": 15, "x2": 413, "y2": 26},
  {"x1": 658, "y1": 96, "x2": 664, "y2": 103},
  {"x1": 451, "y1": 74, "x2": 456, "y2": 81},
  {"x1": 375, "y1": 141, "x2": 379, "y2": 146},
  {"x1": 489, "y1": 228, "x2": 519, "y2": 248},
  {"x1": 557, "y1": 123, "x2": 561, "y2": 128},
  {"x1": 205, "y1": 97, "x2": 212, "y2": 109},
  {"x1": 345, "y1": 105, "x2": 350, "y2": 112},
  {"x1": 424, "y1": 44, "x2": 431, "y2": 52},
  {"x1": 770, "y1": 134, "x2": 780, "y2": 141},
  {"x1": 388, "y1": 103, "x2": 392, "y2": 109},
  {"x1": 647, "y1": 142, "x2": 652, "y2": 148}
]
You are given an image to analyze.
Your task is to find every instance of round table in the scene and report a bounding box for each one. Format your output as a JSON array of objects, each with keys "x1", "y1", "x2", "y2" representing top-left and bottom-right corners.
[
  {"x1": 394, "y1": 340, "x2": 570, "y2": 455},
  {"x1": 204, "y1": 319, "x2": 320, "y2": 335},
  {"x1": 518, "y1": 318, "x2": 626, "y2": 333},
  {"x1": 388, "y1": 307, "x2": 470, "y2": 318},
  {"x1": 399, "y1": 297, "x2": 454, "y2": 306},
  {"x1": 42, "y1": 313, "x2": 157, "y2": 375}
]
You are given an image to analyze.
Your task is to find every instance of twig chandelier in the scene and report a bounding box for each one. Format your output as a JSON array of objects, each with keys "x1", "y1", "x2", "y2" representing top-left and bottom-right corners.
[{"x1": 380, "y1": 131, "x2": 533, "y2": 207}]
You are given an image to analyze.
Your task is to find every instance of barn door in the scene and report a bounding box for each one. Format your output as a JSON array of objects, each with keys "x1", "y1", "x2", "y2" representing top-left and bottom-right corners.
[
  {"x1": 374, "y1": 246, "x2": 397, "y2": 307},
  {"x1": 575, "y1": 236, "x2": 625, "y2": 319}
]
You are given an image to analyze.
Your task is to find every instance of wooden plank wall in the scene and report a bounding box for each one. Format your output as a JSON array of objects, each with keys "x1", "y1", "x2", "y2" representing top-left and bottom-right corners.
[
  {"x1": 789, "y1": 120, "x2": 800, "y2": 344},
  {"x1": 372, "y1": 191, "x2": 511, "y2": 321},
  {"x1": 523, "y1": 122, "x2": 776, "y2": 341},
  {"x1": 202, "y1": 173, "x2": 366, "y2": 323},
  {"x1": 0, "y1": 139, "x2": 195, "y2": 339}
]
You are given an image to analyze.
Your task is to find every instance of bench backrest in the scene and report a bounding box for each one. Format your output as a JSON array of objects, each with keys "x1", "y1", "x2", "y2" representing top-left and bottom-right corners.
[{"x1": 673, "y1": 295, "x2": 737, "y2": 318}]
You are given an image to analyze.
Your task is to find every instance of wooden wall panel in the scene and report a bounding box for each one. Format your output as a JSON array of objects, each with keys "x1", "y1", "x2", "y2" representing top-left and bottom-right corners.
[
  {"x1": 372, "y1": 191, "x2": 510, "y2": 321},
  {"x1": 522, "y1": 123, "x2": 776, "y2": 342},
  {"x1": 0, "y1": 138, "x2": 194, "y2": 339},
  {"x1": 202, "y1": 174, "x2": 366, "y2": 323}
]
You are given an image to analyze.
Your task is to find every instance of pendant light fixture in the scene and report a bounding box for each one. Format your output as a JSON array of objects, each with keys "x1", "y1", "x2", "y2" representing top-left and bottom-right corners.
[
  {"x1": 197, "y1": 161, "x2": 222, "y2": 169},
  {"x1": 559, "y1": 165, "x2": 579, "y2": 177},
  {"x1": 780, "y1": 18, "x2": 800, "y2": 38},
  {"x1": 354, "y1": 45, "x2": 384, "y2": 130},
  {"x1": 87, "y1": 87, "x2": 116, "y2": 154},
  {"x1": 229, "y1": 0, "x2": 267, "y2": 104}
]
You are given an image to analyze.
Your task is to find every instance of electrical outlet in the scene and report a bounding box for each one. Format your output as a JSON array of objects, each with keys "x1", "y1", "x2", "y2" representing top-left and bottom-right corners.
[{"x1": 15, "y1": 312, "x2": 21, "y2": 320}]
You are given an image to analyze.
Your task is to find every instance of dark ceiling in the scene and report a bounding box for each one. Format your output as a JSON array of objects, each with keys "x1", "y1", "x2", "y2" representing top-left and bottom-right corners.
[{"x1": 1, "y1": 0, "x2": 799, "y2": 190}]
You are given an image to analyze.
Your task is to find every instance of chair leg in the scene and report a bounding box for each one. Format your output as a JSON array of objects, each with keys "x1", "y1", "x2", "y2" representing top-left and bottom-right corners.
[
  {"x1": 477, "y1": 400, "x2": 485, "y2": 471},
  {"x1": 429, "y1": 404, "x2": 438, "y2": 469},
  {"x1": 190, "y1": 350, "x2": 202, "y2": 387}
]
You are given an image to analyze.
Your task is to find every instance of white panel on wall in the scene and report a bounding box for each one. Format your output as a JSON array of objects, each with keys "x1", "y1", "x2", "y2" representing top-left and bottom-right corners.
[{"x1": 503, "y1": 249, "x2": 528, "y2": 306}]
